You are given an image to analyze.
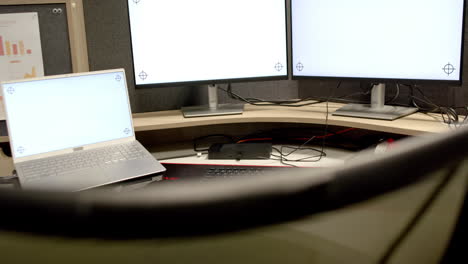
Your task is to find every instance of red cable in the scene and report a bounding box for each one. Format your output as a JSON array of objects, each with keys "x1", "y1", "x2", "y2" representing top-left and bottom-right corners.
[
  {"x1": 236, "y1": 128, "x2": 356, "y2": 143},
  {"x1": 236, "y1": 138, "x2": 273, "y2": 144}
]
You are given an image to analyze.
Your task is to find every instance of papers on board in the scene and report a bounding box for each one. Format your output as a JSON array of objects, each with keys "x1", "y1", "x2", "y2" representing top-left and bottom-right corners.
[{"x1": 0, "y1": 12, "x2": 45, "y2": 120}]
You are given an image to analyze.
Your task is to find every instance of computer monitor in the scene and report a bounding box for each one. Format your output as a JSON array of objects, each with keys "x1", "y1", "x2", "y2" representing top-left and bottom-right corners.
[
  {"x1": 127, "y1": 0, "x2": 288, "y2": 117},
  {"x1": 291, "y1": 0, "x2": 465, "y2": 120}
]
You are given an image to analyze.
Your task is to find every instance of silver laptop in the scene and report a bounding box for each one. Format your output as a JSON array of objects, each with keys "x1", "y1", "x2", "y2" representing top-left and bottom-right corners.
[{"x1": 1, "y1": 69, "x2": 165, "y2": 192}]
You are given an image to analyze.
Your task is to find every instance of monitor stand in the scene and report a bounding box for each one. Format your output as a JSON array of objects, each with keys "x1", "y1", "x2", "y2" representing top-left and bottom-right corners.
[
  {"x1": 332, "y1": 83, "x2": 418, "y2": 121},
  {"x1": 181, "y1": 84, "x2": 244, "y2": 118}
]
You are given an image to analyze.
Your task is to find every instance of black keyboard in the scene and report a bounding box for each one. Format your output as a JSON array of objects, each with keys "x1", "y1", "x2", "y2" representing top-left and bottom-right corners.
[{"x1": 159, "y1": 163, "x2": 309, "y2": 183}]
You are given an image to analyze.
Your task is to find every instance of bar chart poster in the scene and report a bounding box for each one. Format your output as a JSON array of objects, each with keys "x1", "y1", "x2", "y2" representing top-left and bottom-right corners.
[{"x1": 0, "y1": 12, "x2": 44, "y2": 120}]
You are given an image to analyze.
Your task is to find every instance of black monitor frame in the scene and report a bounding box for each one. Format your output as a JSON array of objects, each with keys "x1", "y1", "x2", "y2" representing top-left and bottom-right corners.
[
  {"x1": 290, "y1": 0, "x2": 466, "y2": 120},
  {"x1": 126, "y1": 0, "x2": 290, "y2": 90},
  {"x1": 126, "y1": 0, "x2": 290, "y2": 117},
  {"x1": 290, "y1": 0, "x2": 466, "y2": 87}
]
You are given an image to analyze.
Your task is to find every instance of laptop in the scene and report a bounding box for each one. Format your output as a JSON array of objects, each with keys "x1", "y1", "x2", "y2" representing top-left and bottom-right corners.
[{"x1": 1, "y1": 69, "x2": 166, "y2": 192}]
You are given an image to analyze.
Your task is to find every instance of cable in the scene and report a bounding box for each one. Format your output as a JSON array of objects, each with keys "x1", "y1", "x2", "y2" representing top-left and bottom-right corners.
[
  {"x1": 236, "y1": 138, "x2": 273, "y2": 144},
  {"x1": 224, "y1": 81, "x2": 404, "y2": 108},
  {"x1": 236, "y1": 127, "x2": 356, "y2": 144},
  {"x1": 262, "y1": 82, "x2": 341, "y2": 166},
  {"x1": 274, "y1": 82, "x2": 340, "y2": 166},
  {"x1": 193, "y1": 125, "x2": 356, "y2": 165},
  {"x1": 270, "y1": 82, "x2": 340, "y2": 166},
  {"x1": 337, "y1": 82, "x2": 400, "y2": 104},
  {"x1": 338, "y1": 83, "x2": 373, "y2": 100},
  {"x1": 223, "y1": 81, "x2": 466, "y2": 126},
  {"x1": 221, "y1": 84, "x2": 324, "y2": 107},
  {"x1": 411, "y1": 95, "x2": 456, "y2": 125},
  {"x1": 386, "y1": 83, "x2": 401, "y2": 104},
  {"x1": 270, "y1": 136, "x2": 327, "y2": 167},
  {"x1": 321, "y1": 82, "x2": 340, "y2": 157},
  {"x1": 409, "y1": 85, "x2": 461, "y2": 126}
]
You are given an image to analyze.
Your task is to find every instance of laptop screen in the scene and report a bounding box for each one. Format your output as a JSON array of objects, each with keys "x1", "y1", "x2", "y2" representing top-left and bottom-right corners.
[{"x1": 2, "y1": 70, "x2": 134, "y2": 159}]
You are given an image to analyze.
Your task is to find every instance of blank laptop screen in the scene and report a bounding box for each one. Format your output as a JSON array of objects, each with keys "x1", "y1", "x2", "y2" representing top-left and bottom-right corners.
[{"x1": 2, "y1": 70, "x2": 134, "y2": 159}]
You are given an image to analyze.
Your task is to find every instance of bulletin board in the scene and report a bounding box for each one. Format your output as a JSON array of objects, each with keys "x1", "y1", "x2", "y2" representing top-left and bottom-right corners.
[
  {"x1": 0, "y1": 0, "x2": 89, "y2": 74},
  {"x1": 0, "y1": 0, "x2": 88, "y2": 137}
]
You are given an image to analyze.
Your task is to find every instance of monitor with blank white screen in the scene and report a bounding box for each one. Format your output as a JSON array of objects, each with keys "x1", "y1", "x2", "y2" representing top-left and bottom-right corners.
[
  {"x1": 127, "y1": 0, "x2": 288, "y2": 117},
  {"x1": 291, "y1": 0, "x2": 465, "y2": 120}
]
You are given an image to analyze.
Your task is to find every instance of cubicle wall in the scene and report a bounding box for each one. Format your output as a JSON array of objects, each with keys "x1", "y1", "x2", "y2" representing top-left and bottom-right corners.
[
  {"x1": 83, "y1": 0, "x2": 467, "y2": 114},
  {"x1": 0, "y1": 0, "x2": 89, "y2": 139},
  {"x1": 82, "y1": 0, "x2": 298, "y2": 113},
  {"x1": 0, "y1": 0, "x2": 88, "y2": 73}
]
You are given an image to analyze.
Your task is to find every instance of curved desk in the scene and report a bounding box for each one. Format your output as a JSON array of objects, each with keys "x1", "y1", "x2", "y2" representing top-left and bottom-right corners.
[
  {"x1": 0, "y1": 102, "x2": 451, "y2": 144},
  {"x1": 0, "y1": 102, "x2": 464, "y2": 264},
  {"x1": 132, "y1": 102, "x2": 450, "y2": 136}
]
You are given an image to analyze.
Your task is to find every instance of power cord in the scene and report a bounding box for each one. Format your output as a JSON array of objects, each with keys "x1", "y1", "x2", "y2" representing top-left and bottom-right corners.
[
  {"x1": 335, "y1": 82, "x2": 401, "y2": 105},
  {"x1": 221, "y1": 84, "x2": 323, "y2": 107},
  {"x1": 386, "y1": 83, "x2": 401, "y2": 104},
  {"x1": 270, "y1": 82, "x2": 341, "y2": 167},
  {"x1": 222, "y1": 81, "x2": 466, "y2": 127},
  {"x1": 408, "y1": 85, "x2": 464, "y2": 126},
  {"x1": 222, "y1": 82, "x2": 404, "y2": 108},
  {"x1": 270, "y1": 137, "x2": 326, "y2": 167}
]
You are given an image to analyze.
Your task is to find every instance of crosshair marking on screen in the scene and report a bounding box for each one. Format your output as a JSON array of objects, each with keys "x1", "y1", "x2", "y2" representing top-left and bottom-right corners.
[
  {"x1": 133, "y1": 0, "x2": 141, "y2": 4},
  {"x1": 124, "y1": 128, "x2": 131, "y2": 135},
  {"x1": 296, "y1": 62, "x2": 304, "y2": 72},
  {"x1": 443, "y1": 63, "x2": 455, "y2": 76},
  {"x1": 7, "y1": 87, "x2": 15, "y2": 95},
  {"x1": 115, "y1": 75, "x2": 122, "y2": 82},
  {"x1": 139, "y1": 71, "x2": 148, "y2": 80},
  {"x1": 275, "y1": 62, "x2": 284, "y2": 72},
  {"x1": 17, "y1": 146, "x2": 25, "y2": 154}
]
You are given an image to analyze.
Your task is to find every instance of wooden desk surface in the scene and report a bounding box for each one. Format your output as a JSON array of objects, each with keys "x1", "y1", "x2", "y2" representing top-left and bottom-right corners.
[
  {"x1": 0, "y1": 102, "x2": 451, "y2": 143},
  {"x1": 0, "y1": 102, "x2": 464, "y2": 264},
  {"x1": 132, "y1": 102, "x2": 450, "y2": 135}
]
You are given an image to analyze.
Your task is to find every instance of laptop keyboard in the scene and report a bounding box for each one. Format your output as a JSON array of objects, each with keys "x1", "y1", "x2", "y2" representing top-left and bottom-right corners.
[{"x1": 19, "y1": 142, "x2": 147, "y2": 180}]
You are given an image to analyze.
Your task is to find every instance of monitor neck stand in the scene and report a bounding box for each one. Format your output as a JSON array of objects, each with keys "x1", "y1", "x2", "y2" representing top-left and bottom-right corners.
[
  {"x1": 332, "y1": 83, "x2": 418, "y2": 121},
  {"x1": 181, "y1": 84, "x2": 244, "y2": 118}
]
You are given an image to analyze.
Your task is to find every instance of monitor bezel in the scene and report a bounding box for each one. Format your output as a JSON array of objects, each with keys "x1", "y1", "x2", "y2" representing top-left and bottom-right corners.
[
  {"x1": 289, "y1": 0, "x2": 466, "y2": 87},
  {"x1": 126, "y1": 0, "x2": 290, "y2": 89}
]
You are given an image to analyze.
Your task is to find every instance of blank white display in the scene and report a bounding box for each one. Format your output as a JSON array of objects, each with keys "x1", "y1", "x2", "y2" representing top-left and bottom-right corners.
[
  {"x1": 3, "y1": 71, "x2": 134, "y2": 158},
  {"x1": 292, "y1": 0, "x2": 465, "y2": 81},
  {"x1": 128, "y1": 0, "x2": 288, "y2": 85}
]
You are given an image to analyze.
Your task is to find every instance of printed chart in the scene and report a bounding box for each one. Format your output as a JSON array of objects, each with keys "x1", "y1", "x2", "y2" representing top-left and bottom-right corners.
[{"x1": 0, "y1": 12, "x2": 44, "y2": 120}]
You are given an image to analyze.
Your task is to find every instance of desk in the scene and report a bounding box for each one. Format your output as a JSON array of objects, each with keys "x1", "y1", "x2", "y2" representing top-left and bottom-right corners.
[
  {"x1": 0, "y1": 102, "x2": 465, "y2": 264},
  {"x1": 132, "y1": 102, "x2": 450, "y2": 135},
  {"x1": 0, "y1": 102, "x2": 451, "y2": 144}
]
